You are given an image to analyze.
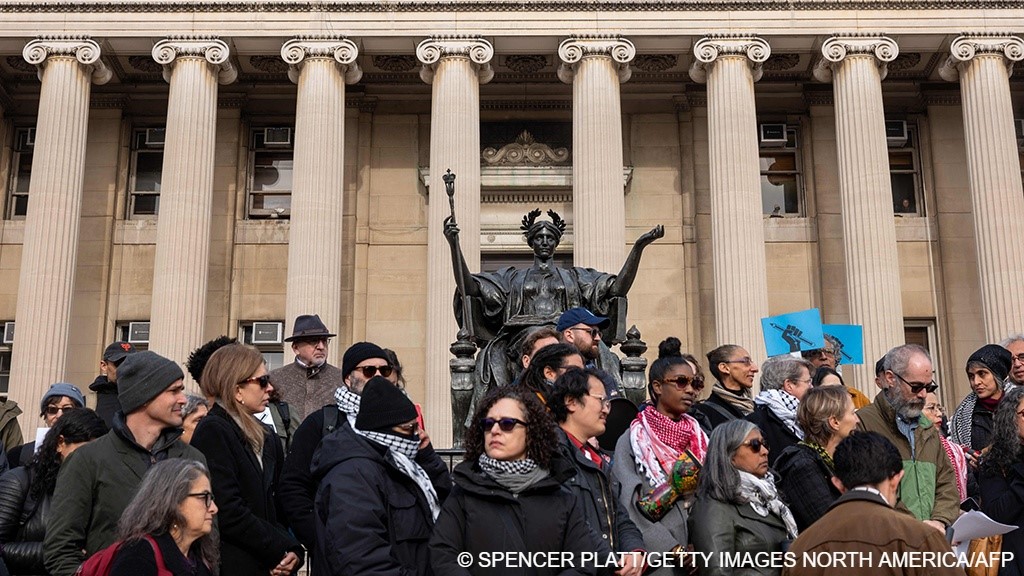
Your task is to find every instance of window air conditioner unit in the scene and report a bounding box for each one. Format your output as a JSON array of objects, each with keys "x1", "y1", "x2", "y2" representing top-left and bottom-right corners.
[
  {"x1": 263, "y1": 127, "x2": 292, "y2": 146},
  {"x1": 885, "y1": 120, "x2": 908, "y2": 148},
  {"x1": 127, "y1": 322, "x2": 150, "y2": 345},
  {"x1": 251, "y1": 322, "x2": 284, "y2": 345},
  {"x1": 1015, "y1": 119, "x2": 1024, "y2": 148},
  {"x1": 23, "y1": 128, "x2": 35, "y2": 147},
  {"x1": 2, "y1": 322, "x2": 13, "y2": 345},
  {"x1": 759, "y1": 124, "x2": 788, "y2": 147},
  {"x1": 145, "y1": 128, "x2": 166, "y2": 147}
]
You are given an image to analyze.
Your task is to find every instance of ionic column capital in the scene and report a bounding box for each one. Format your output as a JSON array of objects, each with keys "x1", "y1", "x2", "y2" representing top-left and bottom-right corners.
[
  {"x1": 152, "y1": 37, "x2": 237, "y2": 85},
  {"x1": 557, "y1": 35, "x2": 635, "y2": 84},
  {"x1": 416, "y1": 36, "x2": 494, "y2": 85},
  {"x1": 813, "y1": 35, "x2": 899, "y2": 83},
  {"x1": 23, "y1": 36, "x2": 111, "y2": 85},
  {"x1": 688, "y1": 36, "x2": 771, "y2": 83},
  {"x1": 939, "y1": 34, "x2": 1024, "y2": 81},
  {"x1": 281, "y1": 36, "x2": 362, "y2": 85}
]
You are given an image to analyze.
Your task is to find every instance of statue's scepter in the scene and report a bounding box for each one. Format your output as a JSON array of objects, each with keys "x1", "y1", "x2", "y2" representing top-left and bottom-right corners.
[{"x1": 444, "y1": 169, "x2": 475, "y2": 340}]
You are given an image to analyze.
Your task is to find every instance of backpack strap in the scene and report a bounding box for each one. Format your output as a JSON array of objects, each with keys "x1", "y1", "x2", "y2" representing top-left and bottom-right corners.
[
  {"x1": 143, "y1": 535, "x2": 172, "y2": 576},
  {"x1": 322, "y1": 405, "x2": 341, "y2": 436}
]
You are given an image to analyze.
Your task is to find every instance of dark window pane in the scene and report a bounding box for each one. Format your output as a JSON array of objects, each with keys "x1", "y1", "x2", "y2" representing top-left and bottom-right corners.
[
  {"x1": 134, "y1": 152, "x2": 163, "y2": 192},
  {"x1": 889, "y1": 151, "x2": 914, "y2": 171},
  {"x1": 761, "y1": 174, "x2": 800, "y2": 215},
  {"x1": 15, "y1": 153, "x2": 32, "y2": 194},
  {"x1": 891, "y1": 173, "x2": 917, "y2": 213},
  {"x1": 12, "y1": 196, "x2": 28, "y2": 217},
  {"x1": 133, "y1": 194, "x2": 159, "y2": 216}
]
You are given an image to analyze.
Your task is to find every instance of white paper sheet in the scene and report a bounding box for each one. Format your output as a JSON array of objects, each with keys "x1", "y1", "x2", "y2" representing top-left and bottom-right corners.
[{"x1": 951, "y1": 510, "x2": 1018, "y2": 557}]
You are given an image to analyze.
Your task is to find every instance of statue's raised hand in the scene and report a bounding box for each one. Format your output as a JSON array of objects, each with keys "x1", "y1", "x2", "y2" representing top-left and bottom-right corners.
[
  {"x1": 443, "y1": 215, "x2": 460, "y2": 246},
  {"x1": 636, "y1": 224, "x2": 665, "y2": 248}
]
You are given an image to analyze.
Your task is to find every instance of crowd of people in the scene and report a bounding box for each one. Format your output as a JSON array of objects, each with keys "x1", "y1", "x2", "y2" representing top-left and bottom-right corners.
[{"x1": 0, "y1": 308, "x2": 1019, "y2": 576}]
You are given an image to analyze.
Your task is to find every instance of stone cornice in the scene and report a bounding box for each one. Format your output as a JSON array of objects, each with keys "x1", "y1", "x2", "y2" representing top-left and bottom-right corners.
[
  {"x1": 23, "y1": 36, "x2": 111, "y2": 85},
  {"x1": 688, "y1": 35, "x2": 770, "y2": 83},
  {"x1": 416, "y1": 36, "x2": 494, "y2": 85},
  {"x1": 813, "y1": 35, "x2": 899, "y2": 83},
  {"x1": 281, "y1": 36, "x2": 361, "y2": 85},
  {"x1": 938, "y1": 34, "x2": 1024, "y2": 81},
  {"x1": 152, "y1": 36, "x2": 237, "y2": 85},
  {"x1": 557, "y1": 35, "x2": 635, "y2": 84}
]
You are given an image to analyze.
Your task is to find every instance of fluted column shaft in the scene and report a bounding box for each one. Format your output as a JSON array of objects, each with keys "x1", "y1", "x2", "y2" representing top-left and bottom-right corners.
[
  {"x1": 558, "y1": 36, "x2": 634, "y2": 272},
  {"x1": 10, "y1": 38, "x2": 110, "y2": 430},
  {"x1": 418, "y1": 37, "x2": 492, "y2": 447},
  {"x1": 149, "y1": 38, "x2": 236, "y2": 370},
  {"x1": 815, "y1": 36, "x2": 905, "y2": 387},
  {"x1": 689, "y1": 37, "x2": 770, "y2": 359},
  {"x1": 940, "y1": 36, "x2": 1024, "y2": 341},
  {"x1": 281, "y1": 37, "x2": 361, "y2": 366}
]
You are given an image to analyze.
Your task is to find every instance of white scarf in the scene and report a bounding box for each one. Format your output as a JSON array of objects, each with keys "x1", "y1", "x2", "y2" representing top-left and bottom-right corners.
[
  {"x1": 737, "y1": 470, "x2": 799, "y2": 539},
  {"x1": 755, "y1": 389, "x2": 804, "y2": 440},
  {"x1": 356, "y1": 428, "x2": 441, "y2": 521}
]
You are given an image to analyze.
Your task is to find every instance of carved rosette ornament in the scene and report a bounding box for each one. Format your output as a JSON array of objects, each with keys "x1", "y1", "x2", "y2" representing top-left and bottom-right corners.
[
  {"x1": 152, "y1": 37, "x2": 237, "y2": 85},
  {"x1": 416, "y1": 36, "x2": 494, "y2": 85},
  {"x1": 688, "y1": 36, "x2": 771, "y2": 83},
  {"x1": 813, "y1": 36, "x2": 899, "y2": 83},
  {"x1": 939, "y1": 35, "x2": 1024, "y2": 81},
  {"x1": 557, "y1": 36, "x2": 635, "y2": 84},
  {"x1": 22, "y1": 37, "x2": 111, "y2": 84},
  {"x1": 281, "y1": 36, "x2": 361, "y2": 85}
]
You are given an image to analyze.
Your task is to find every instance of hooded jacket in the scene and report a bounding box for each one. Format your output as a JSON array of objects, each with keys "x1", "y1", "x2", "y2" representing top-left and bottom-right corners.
[{"x1": 311, "y1": 422, "x2": 451, "y2": 576}]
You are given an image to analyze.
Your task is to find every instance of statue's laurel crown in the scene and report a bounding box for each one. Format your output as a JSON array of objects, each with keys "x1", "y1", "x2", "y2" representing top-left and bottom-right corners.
[{"x1": 520, "y1": 208, "x2": 567, "y2": 234}]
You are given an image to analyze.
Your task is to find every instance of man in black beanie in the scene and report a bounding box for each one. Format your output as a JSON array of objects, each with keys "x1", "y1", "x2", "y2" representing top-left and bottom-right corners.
[{"x1": 44, "y1": 350, "x2": 206, "y2": 576}]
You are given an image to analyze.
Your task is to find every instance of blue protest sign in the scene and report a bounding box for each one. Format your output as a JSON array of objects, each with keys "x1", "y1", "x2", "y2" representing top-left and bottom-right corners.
[
  {"x1": 761, "y1": 309, "x2": 825, "y2": 356},
  {"x1": 823, "y1": 324, "x2": 864, "y2": 365}
]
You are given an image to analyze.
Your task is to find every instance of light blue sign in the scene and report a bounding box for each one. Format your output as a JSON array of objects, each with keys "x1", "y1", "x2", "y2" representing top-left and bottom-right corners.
[
  {"x1": 761, "y1": 309, "x2": 826, "y2": 357},
  {"x1": 823, "y1": 324, "x2": 864, "y2": 365}
]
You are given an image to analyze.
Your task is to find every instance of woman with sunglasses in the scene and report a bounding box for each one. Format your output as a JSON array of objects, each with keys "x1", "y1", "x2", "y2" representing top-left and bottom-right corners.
[
  {"x1": 190, "y1": 344, "x2": 302, "y2": 576},
  {"x1": 978, "y1": 386, "x2": 1024, "y2": 575},
  {"x1": 610, "y1": 337, "x2": 708, "y2": 575},
  {"x1": 689, "y1": 420, "x2": 797, "y2": 576},
  {"x1": 108, "y1": 458, "x2": 218, "y2": 576},
  {"x1": 431, "y1": 386, "x2": 600, "y2": 575},
  {"x1": 693, "y1": 345, "x2": 759, "y2": 432}
]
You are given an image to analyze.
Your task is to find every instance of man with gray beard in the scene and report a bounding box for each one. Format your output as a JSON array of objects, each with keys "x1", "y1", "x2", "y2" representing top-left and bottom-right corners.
[{"x1": 856, "y1": 344, "x2": 959, "y2": 533}]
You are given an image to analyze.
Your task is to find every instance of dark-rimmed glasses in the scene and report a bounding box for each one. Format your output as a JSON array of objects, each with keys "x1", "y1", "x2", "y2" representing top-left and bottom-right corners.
[
  {"x1": 238, "y1": 374, "x2": 272, "y2": 388},
  {"x1": 890, "y1": 371, "x2": 938, "y2": 394},
  {"x1": 740, "y1": 438, "x2": 769, "y2": 453},
  {"x1": 188, "y1": 491, "x2": 215, "y2": 508},
  {"x1": 662, "y1": 375, "x2": 705, "y2": 392},
  {"x1": 481, "y1": 417, "x2": 528, "y2": 432},
  {"x1": 354, "y1": 365, "x2": 394, "y2": 379}
]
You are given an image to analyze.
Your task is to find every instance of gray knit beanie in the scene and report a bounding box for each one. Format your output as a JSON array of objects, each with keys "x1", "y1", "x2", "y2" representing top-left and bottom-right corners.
[{"x1": 117, "y1": 350, "x2": 184, "y2": 414}]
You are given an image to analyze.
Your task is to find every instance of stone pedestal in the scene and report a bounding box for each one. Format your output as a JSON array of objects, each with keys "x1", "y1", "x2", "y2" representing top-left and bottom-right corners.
[
  {"x1": 281, "y1": 37, "x2": 361, "y2": 365},
  {"x1": 814, "y1": 36, "x2": 905, "y2": 389},
  {"x1": 418, "y1": 36, "x2": 493, "y2": 447},
  {"x1": 9, "y1": 37, "x2": 110, "y2": 431},
  {"x1": 558, "y1": 36, "x2": 634, "y2": 272},
  {"x1": 149, "y1": 38, "x2": 236, "y2": 372},
  {"x1": 939, "y1": 35, "x2": 1024, "y2": 342},
  {"x1": 689, "y1": 36, "x2": 770, "y2": 361}
]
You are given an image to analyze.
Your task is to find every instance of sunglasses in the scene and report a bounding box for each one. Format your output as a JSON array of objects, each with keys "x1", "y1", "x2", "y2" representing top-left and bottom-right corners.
[
  {"x1": 44, "y1": 405, "x2": 77, "y2": 416},
  {"x1": 188, "y1": 491, "x2": 215, "y2": 508},
  {"x1": 741, "y1": 438, "x2": 769, "y2": 453},
  {"x1": 238, "y1": 374, "x2": 272, "y2": 388},
  {"x1": 890, "y1": 371, "x2": 938, "y2": 394},
  {"x1": 661, "y1": 375, "x2": 705, "y2": 392},
  {"x1": 480, "y1": 417, "x2": 528, "y2": 432},
  {"x1": 354, "y1": 365, "x2": 394, "y2": 379},
  {"x1": 568, "y1": 327, "x2": 601, "y2": 339}
]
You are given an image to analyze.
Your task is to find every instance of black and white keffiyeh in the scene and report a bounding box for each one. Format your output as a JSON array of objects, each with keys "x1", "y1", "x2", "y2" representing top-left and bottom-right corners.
[
  {"x1": 737, "y1": 470, "x2": 799, "y2": 539},
  {"x1": 335, "y1": 386, "x2": 361, "y2": 428},
  {"x1": 755, "y1": 389, "x2": 804, "y2": 440},
  {"x1": 949, "y1": 392, "x2": 976, "y2": 448},
  {"x1": 478, "y1": 454, "x2": 548, "y2": 494},
  {"x1": 356, "y1": 428, "x2": 441, "y2": 520}
]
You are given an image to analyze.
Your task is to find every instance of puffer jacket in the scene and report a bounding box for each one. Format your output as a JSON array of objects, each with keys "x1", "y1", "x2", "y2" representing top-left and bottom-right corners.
[{"x1": 0, "y1": 467, "x2": 48, "y2": 575}]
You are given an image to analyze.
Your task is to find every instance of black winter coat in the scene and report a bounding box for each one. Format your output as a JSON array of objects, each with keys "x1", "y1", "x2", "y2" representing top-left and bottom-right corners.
[
  {"x1": 278, "y1": 405, "x2": 343, "y2": 553},
  {"x1": 430, "y1": 454, "x2": 603, "y2": 576},
  {"x1": 190, "y1": 404, "x2": 302, "y2": 576},
  {"x1": 109, "y1": 532, "x2": 213, "y2": 576},
  {"x1": 0, "y1": 467, "x2": 48, "y2": 575},
  {"x1": 88, "y1": 376, "x2": 121, "y2": 430},
  {"x1": 744, "y1": 404, "x2": 801, "y2": 468},
  {"x1": 774, "y1": 444, "x2": 841, "y2": 532},
  {"x1": 979, "y1": 460, "x2": 1024, "y2": 576},
  {"x1": 311, "y1": 423, "x2": 452, "y2": 576},
  {"x1": 692, "y1": 392, "x2": 748, "y2": 434}
]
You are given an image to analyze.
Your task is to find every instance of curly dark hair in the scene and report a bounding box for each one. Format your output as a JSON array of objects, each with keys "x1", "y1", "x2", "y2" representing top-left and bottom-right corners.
[
  {"x1": 980, "y1": 386, "x2": 1024, "y2": 477},
  {"x1": 186, "y1": 335, "x2": 237, "y2": 386},
  {"x1": 28, "y1": 408, "x2": 107, "y2": 501},
  {"x1": 464, "y1": 387, "x2": 557, "y2": 469}
]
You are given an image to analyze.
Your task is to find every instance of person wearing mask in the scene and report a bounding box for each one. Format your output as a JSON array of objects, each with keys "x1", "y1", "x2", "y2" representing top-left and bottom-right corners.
[{"x1": 693, "y1": 345, "x2": 759, "y2": 431}]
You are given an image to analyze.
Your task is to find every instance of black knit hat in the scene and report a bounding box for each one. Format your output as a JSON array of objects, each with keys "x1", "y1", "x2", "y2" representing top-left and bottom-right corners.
[
  {"x1": 355, "y1": 377, "x2": 416, "y2": 432},
  {"x1": 117, "y1": 350, "x2": 184, "y2": 414},
  {"x1": 342, "y1": 342, "x2": 388, "y2": 377},
  {"x1": 967, "y1": 344, "x2": 1013, "y2": 383}
]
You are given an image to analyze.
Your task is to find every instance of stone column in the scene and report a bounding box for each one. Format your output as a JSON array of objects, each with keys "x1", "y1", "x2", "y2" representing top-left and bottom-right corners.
[
  {"x1": 558, "y1": 36, "x2": 634, "y2": 272},
  {"x1": 10, "y1": 37, "x2": 110, "y2": 429},
  {"x1": 149, "y1": 38, "x2": 236, "y2": 370},
  {"x1": 939, "y1": 35, "x2": 1024, "y2": 342},
  {"x1": 418, "y1": 36, "x2": 493, "y2": 447},
  {"x1": 688, "y1": 36, "x2": 770, "y2": 359},
  {"x1": 280, "y1": 37, "x2": 361, "y2": 366},
  {"x1": 814, "y1": 36, "x2": 905, "y2": 386}
]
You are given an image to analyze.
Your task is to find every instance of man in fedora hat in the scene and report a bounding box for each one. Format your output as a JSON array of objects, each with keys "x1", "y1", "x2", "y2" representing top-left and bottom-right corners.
[{"x1": 269, "y1": 314, "x2": 344, "y2": 422}]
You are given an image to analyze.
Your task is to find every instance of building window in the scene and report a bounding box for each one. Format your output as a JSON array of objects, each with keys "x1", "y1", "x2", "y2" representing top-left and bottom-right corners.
[
  {"x1": 240, "y1": 321, "x2": 285, "y2": 370},
  {"x1": 0, "y1": 321, "x2": 13, "y2": 395},
  {"x1": 128, "y1": 128, "x2": 165, "y2": 218},
  {"x1": 888, "y1": 121, "x2": 924, "y2": 216},
  {"x1": 248, "y1": 128, "x2": 294, "y2": 219},
  {"x1": 758, "y1": 126, "x2": 803, "y2": 216},
  {"x1": 6, "y1": 128, "x2": 34, "y2": 219},
  {"x1": 116, "y1": 321, "x2": 150, "y2": 352}
]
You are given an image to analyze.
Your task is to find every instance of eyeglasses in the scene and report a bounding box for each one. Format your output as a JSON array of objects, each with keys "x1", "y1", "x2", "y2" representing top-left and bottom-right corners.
[
  {"x1": 587, "y1": 394, "x2": 611, "y2": 408},
  {"x1": 238, "y1": 374, "x2": 272, "y2": 388},
  {"x1": 661, "y1": 376, "x2": 705, "y2": 392},
  {"x1": 740, "y1": 438, "x2": 769, "y2": 453},
  {"x1": 395, "y1": 421, "x2": 420, "y2": 434},
  {"x1": 297, "y1": 337, "x2": 331, "y2": 346},
  {"x1": 480, "y1": 417, "x2": 528, "y2": 432},
  {"x1": 568, "y1": 327, "x2": 601, "y2": 339},
  {"x1": 354, "y1": 365, "x2": 394, "y2": 379},
  {"x1": 44, "y1": 405, "x2": 77, "y2": 416},
  {"x1": 188, "y1": 491, "x2": 215, "y2": 508},
  {"x1": 1012, "y1": 354, "x2": 1024, "y2": 365},
  {"x1": 723, "y1": 357, "x2": 754, "y2": 366},
  {"x1": 890, "y1": 371, "x2": 938, "y2": 394},
  {"x1": 1017, "y1": 408, "x2": 1024, "y2": 419}
]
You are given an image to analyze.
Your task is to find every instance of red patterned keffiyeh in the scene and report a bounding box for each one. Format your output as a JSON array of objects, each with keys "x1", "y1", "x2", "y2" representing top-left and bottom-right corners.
[{"x1": 629, "y1": 404, "x2": 708, "y2": 487}]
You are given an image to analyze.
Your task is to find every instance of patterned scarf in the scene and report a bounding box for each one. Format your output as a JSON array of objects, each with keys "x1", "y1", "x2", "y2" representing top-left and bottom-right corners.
[
  {"x1": 335, "y1": 386, "x2": 361, "y2": 428},
  {"x1": 478, "y1": 454, "x2": 548, "y2": 494},
  {"x1": 356, "y1": 428, "x2": 440, "y2": 520},
  {"x1": 712, "y1": 382, "x2": 755, "y2": 415},
  {"x1": 755, "y1": 389, "x2": 804, "y2": 440},
  {"x1": 798, "y1": 441, "x2": 834, "y2": 473},
  {"x1": 737, "y1": 470, "x2": 799, "y2": 539},
  {"x1": 629, "y1": 405, "x2": 709, "y2": 487},
  {"x1": 940, "y1": 436, "x2": 968, "y2": 502}
]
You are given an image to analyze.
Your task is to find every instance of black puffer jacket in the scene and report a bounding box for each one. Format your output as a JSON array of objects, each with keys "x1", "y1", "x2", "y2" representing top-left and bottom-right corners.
[
  {"x1": 430, "y1": 453, "x2": 603, "y2": 576},
  {"x1": 311, "y1": 423, "x2": 452, "y2": 576},
  {"x1": 0, "y1": 467, "x2": 48, "y2": 575},
  {"x1": 88, "y1": 376, "x2": 121, "y2": 430}
]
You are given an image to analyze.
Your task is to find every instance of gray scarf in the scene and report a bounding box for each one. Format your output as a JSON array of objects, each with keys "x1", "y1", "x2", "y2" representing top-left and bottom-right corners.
[
  {"x1": 478, "y1": 454, "x2": 548, "y2": 494},
  {"x1": 737, "y1": 470, "x2": 799, "y2": 539}
]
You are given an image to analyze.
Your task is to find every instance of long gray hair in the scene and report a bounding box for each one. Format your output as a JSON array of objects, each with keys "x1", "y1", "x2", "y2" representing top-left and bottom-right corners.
[
  {"x1": 117, "y1": 458, "x2": 218, "y2": 568},
  {"x1": 697, "y1": 419, "x2": 759, "y2": 504}
]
